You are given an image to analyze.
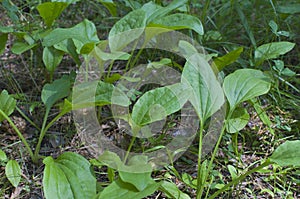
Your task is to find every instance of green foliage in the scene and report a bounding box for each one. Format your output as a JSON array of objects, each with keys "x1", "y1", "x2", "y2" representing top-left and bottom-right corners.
[
  {"x1": 0, "y1": 149, "x2": 7, "y2": 162},
  {"x1": 43, "y1": 152, "x2": 97, "y2": 199},
  {"x1": 270, "y1": 140, "x2": 300, "y2": 167},
  {"x1": 5, "y1": 160, "x2": 21, "y2": 188},
  {"x1": 41, "y1": 75, "x2": 73, "y2": 111},
  {"x1": 37, "y1": 2, "x2": 68, "y2": 28},
  {"x1": 213, "y1": 47, "x2": 243, "y2": 71},
  {"x1": 226, "y1": 107, "x2": 250, "y2": 133},
  {"x1": 160, "y1": 181, "x2": 191, "y2": 199},
  {"x1": 223, "y1": 69, "x2": 271, "y2": 111},
  {"x1": 181, "y1": 54, "x2": 224, "y2": 121},
  {"x1": 0, "y1": 90, "x2": 16, "y2": 122}
]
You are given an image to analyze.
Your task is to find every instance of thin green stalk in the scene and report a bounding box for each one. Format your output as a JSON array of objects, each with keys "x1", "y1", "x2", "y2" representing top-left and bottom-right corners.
[
  {"x1": 196, "y1": 122, "x2": 204, "y2": 199},
  {"x1": 0, "y1": 109, "x2": 34, "y2": 160},
  {"x1": 16, "y1": 106, "x2": 40, "y2": 130},
  {"x1": 199, "y1": 110, "x2": 233, "y2": 197},
  {"x1": 33, "y1": 108, "x2": 50, "y2": 163},
  {"x1": 208, "y1": 160, "x2": 271, "y2": 199},
  {"x1": 124, "y1": 136, "x2": 136, "y2": 163}
]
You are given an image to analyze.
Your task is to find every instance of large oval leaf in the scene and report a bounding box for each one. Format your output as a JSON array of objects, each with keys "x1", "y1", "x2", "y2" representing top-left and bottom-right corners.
[
  {"x1": 131, "y1": 83, "x2": 190, "y2": 126},
  {"x1": 43, "y1": 19, "x2": 99, "y2": 53},
  {"x1": 270, "y1": 140, "x2": 300, "y2": 167},
  {"x1": 151, "y1": 13, "x2": 204, "y2": 35},
  {"x1": 37, "y1": 2, "x2": 68, "y2": 27},
  {"x1": 254, "y1": 42, "x2": 295, "y2": 63},
  {"x1": 181, "y1": 54, "x2": 224, "y2": 121},
  {"x1": 41, "y1": 75, "x2": 73, "y2": 110},
  {"x1": 0, "y1": 90, "x2": 16, "y2": 122},
  {"x1": 99, "y1": 179, "x2": 160, "y2": 199},
  {"x1": 43, "y1": 152, "x2": 97, "y2": 199},
  {"x1": 5, "y1": 160, "x2": 21, "y2": 188},
  {"x1": 108, "y1": 9, "x2": 146, "y2": 51},
  {"x1": 226, "y1": 107, "x2": 250, "y2": 133},
  {"x1": 223, "y1": 69, "x2": 271, "y2": 111},
  {"x1": 43, "y1": 46, "x2": 64, "y2": 73},
  {"x1": 72, "y1": 81, "x2": 131, "y2": 109}
]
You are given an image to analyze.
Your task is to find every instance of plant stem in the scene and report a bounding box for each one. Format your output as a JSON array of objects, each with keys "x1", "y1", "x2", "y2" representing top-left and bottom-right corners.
[
  {"x1": 16, "y1": 106, "x2": 40, "y2": 130},
  {"x1": 0, "y1": 109, "x2": 34, "y2": 160},
  {"x1": 208, "y1": 160, "x2": 271, "y2": 199},
  {"x1": 33, "y1": 108, "x2": 50, "y2": 163},
  {"x1": 124, "y1": 136, "x2": 136, "y2": 163},
  {"x1": 196, "y1": 122, "x2": 204, "y2": 199}
]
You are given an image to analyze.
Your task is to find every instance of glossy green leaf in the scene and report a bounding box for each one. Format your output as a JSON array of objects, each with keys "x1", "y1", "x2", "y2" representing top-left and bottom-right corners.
[
  {"x1": 132, "y1": 83, "x2": 191, "y2": 126},
  {"x1": 270, "y1": 140, "x2": 300, "y2": 166},
  {"x1": 255, "y1": 42, "x2": 295, "y2": 63},
  {"x1": 72, "y1": 81, "x2": 130, "y2": 109},
  {"x1": 119, "y1": 155, "x2": 153, "y2": 191},
  {"x1": 99, "y1": 178, "x2": 160, "y2": 199},
  {"x1": 0, "y1": 33, "x2": 8, "y2": 55},
  {"x1": 93, "y1": 46, "x2": 130, "y2": 61},
  {"x1": 151, "y1": 13, "x2": 203, "y2": 35},
  {"x1": 52, "y1": 0, "x2": 81, "y2": 3},
  {"x1": 42, "y1": 75, "x2": 72, "y2": 110},
  {"x1": 226, "y1": 107, "x2": 250, "y2": 133},
  {"x1": 43, "y1": 152, "x2": 97, "y2": 199},
  {"x1": 11, "y1": 42, "x2": 37, "y2": 54},
  {"x1": 160, "y1": 181, "x2": 190, "y2": 199},
  {"x1": 43, "y1": 19, "x2": 99, "y2": 52},
  {"x1": 181, "y1": 54, "x2": 224, "y2": 121},
  {"x1": 37, "y1": 2, "x2": 68, "y2": 27},
  {"x1": 98, "y1": 151, "x2": 123, "y2": 169},
  {"x1": 5, "y1": 160, "x2": 21, "y2": 187},
  {"x1": 227, "y1": 165, "x2": 238, "y2": 180},
  {"x1": 53, "y1": 39, "x2": 81, "y2": 65},
  {"x1": 43, "y1": 46, "x2": 64, "y2": 73},
  {"x1": 223, "y1": 69, "x2": 271, "y2": 111},
  {"x1": 145, "y1": 0, "x2": 188, "y2": 23},
  {"x1": 214, "y1": 47, "x2": 243, "y2": 71},
  {"x1": 276, "y1": 4, "x2": 300, "y2": 14},
  {"x1": 0, "y1": 90, "x2": 16, "y2": 122},
  {"x1": 0, "y1": 26, "x2": 14, "y2": 33},
  {"x1": 109, "y1": 9, "x2": 146, "y2": 51},
  {"x1": 99, "y1": 0, "x2": 117, "y2": 16},
  {"x1": 0, "y1": 149, "x2": 7, "y2": 162}
]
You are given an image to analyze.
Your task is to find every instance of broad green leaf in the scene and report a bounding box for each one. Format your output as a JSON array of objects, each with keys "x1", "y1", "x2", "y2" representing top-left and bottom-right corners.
[
  {"x1": 147, "y1": 58, "x2": 171, "y2": 69},
  {"x1": 151, "y1": 13, "x2": 204, "y2": 35},
  {"x1": 99, "y1": 178, "x2": 160, "y2": 199},
  {"x1": 119, "y1": 155, "x2": 153, "y2": 191},
  {"x1": 42, "y1": 75, "x2": 72, "y2": 110},
  {"x1": 227, "y1": 165, "x2": 238, "y2": 180},
  {"x1": 52, "y1": 0, "x2": 81, "y2": 3},
  {"x1": 43, "y1": 19, "x2": 99, "y2": 52},
  {"x1": 226, "y1": 107, "x2": 250, "y2": 133},
  {"x1": 145, "y1": 0, "x2": 188, "y2": 23},
  {"x1": 109, "y1": 9, "x2": 146, "y2": 51},
  {"x1": 160, "y1": 181, "x2": 190, "y2": 199},
  {"x1": 276, "y1": 4, "x2": 300, "y2": 14},
  {"x1": 72, "y1": 81, "x2": 130, "y2": 109},
  {"x1": 223, "y1": 69, "x2": 271, "y2": 111},
  {"x1": 5, "y1": 160, "x2": 21, "y2": 187},
  {"x1": 181, "y1": 54, "x2": 224, "y2": 121},
  {"x1": 98, "y1": 151, "x2": 123, "y2": 169},
  {"x1": 0, "y1": 33, "x2": 8, "y2": 55},
  {"x1": 11, "y1": 42, "x2": 37, "y2": 54},
  {"x1": 0, "y1": 90, "x2": 16, "y2": 122},
  {"x1": 255, "y1": 42, "x2": 295, "y2": 63},
  {"x1": 270, "y1": 140, "x2": 300, "y2": 166},
  {"x1": 43, "y1": 152, "x2": 97, "y2": 199},
  {"x1": 0, "y1": 26, "x2": 14, "y2": 33},
  {"x1": 43, "y1": 46, "x2": 64, "y2": 73},
  {"x1": 141, "y1": 2, "x2": 163, "y2": 19},
  {"x1": 131, "y1": 83, "x2": 191, "y2": 126},
  {"x1": 94, "y1": 46, "x2": 131, "y2": 61},
  {"x1": 0, "y1": 149, "x2": 7, "y2": 162},
  {"x1": 37, "y1": 2, "x2": 68, "y2": 27},
  {"x1": 99, "y1": 0, "x2": 117, "y2": 16},
  {"x1": 214, "y1": 47, "x2": 243, "y2": 71},
  {"x1": 54, "y1": 39, "x2": 81, "y2": 65}
]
